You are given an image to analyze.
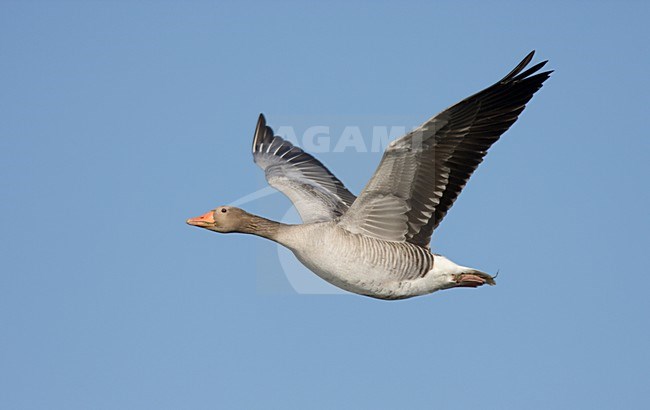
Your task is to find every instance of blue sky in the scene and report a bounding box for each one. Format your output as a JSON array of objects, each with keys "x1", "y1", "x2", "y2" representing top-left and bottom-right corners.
[{"x1": 1, "y1": 1, "x2": 649, "y2": 409}]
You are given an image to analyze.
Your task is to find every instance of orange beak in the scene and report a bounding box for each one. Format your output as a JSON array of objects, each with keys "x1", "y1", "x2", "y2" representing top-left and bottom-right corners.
[{"x1": 186, "y1": 210, "x2": 215, "y2": 227}]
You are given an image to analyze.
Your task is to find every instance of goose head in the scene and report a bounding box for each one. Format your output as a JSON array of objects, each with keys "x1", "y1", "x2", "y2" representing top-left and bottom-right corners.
[{"x1": 186, "y1": 206, "x2": 250, "y2": 233}]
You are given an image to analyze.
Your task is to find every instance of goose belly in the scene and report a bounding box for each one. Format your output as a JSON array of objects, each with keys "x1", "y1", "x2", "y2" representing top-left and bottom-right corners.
[{"x1": 287, "y1": 227, "x2": 434, "y2": 298}]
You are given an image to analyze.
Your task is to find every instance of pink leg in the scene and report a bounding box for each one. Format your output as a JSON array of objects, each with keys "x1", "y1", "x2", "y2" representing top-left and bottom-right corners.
[{"x1": 454, "y1": 274, "x2": 488, "y2": 288}]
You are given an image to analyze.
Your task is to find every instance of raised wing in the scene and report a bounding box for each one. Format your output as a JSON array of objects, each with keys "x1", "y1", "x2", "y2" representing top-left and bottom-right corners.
[
  {"x1": 339, "y1": 51, "x2": 552, "y2": 246},
  {"x1": 252, "y1": 114, "x2": 356, "y2": 223}
]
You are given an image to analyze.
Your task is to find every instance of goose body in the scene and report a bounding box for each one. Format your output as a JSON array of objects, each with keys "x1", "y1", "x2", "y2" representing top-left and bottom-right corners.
[
  {"x1": 188, "y1": 51, "x2": 551, "y2": 300},
  {"x1": 277, "y1": 222, "x2": 485, "y2": 300}
]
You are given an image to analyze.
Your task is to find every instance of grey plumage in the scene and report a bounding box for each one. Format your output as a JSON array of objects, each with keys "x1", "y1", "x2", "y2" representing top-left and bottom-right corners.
[
  {"x1": 339, "y1": 51, "x2": 552, "y2": 247},
  {"x1": 252, "y1": 115, "x2": 356, "y2": 223}
]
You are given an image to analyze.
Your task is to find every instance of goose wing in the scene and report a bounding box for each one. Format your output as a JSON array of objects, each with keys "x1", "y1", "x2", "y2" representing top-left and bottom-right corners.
[
  {"x1": 338, "y1": 51, "x2": 552, "y2": 246},
  {"x1": 252, "y1": 114, "x2": 356, "y2": 223}
]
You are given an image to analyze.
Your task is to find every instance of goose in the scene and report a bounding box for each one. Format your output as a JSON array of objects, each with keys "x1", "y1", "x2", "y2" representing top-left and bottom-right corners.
[{"x1": 187, "y1": 51, "x2": 551, "y2": 300}]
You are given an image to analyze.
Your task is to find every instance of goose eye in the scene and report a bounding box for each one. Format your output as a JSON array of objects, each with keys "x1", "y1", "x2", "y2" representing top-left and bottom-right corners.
[{"x1": 221, "y1": 208, "x2": 227, "y2": 213}]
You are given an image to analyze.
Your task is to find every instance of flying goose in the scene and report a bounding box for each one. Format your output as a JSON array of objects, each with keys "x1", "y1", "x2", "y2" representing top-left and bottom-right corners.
[{"x1": 187, "y1": 51, "x2": 551, "y2": 300}]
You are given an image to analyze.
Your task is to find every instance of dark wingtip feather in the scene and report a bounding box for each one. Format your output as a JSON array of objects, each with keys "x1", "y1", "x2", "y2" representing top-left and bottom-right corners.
[
  {"x1": 500, "y1": 51, "x2": 535, "y2": 82},
  {"x1": 512, "y1": 60, "x2": 549, "y2": 82},
  {"x1": 257, "y1": 113, "x2": 266, "y2": 128},
  {"x1": 253, "y1": 113, "x2": 268, "y2": 153}
]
